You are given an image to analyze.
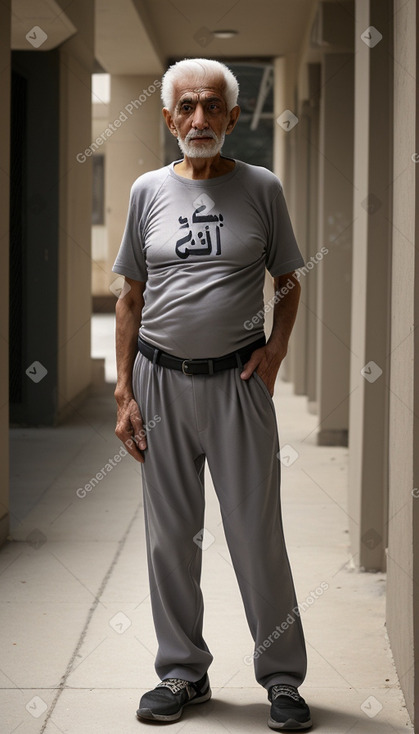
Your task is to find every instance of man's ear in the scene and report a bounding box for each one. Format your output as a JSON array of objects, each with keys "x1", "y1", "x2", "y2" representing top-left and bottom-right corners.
[
  {"x1": 225, "y1": 105, "x2": 240, "y2": 136},
  {"x1": 162, "y1": 108, "x2": 178, "y2": 138}
]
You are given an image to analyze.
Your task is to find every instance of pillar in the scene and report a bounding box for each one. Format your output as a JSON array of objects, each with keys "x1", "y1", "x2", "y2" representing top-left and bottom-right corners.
[
  {"x1": 386, "y1": 0, "x2": 419, "y2": 722},
  {"x1": 305, "y1": 64, "x2": 321, "y2": 411},
  {"x1": 291, "y1": 99, "x2": 310, "y2": 396},
  {"x1": 58, "y1": 0, "x2": 95, "y2": 418},
  {"x1": 105, "y1": 75, "x2": 163, "y2": 294},
  {"x1": 348, "y1": 0, "x2": 392, "y2": 571},
  {"x1": 316, "y1": 52, "x2": 354, "y2": 445},
  {"x1": 273, "y1": 54, "x2": 299, "y2": 381}
]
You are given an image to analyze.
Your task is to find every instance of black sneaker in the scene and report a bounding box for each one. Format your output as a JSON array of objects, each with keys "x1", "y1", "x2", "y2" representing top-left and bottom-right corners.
[
  {"x1": 268, "y1": 684, "x2": 312, "y2": 730},
  {"x1": 136, "y1": 673, "x2": 211, "y2": 722}
]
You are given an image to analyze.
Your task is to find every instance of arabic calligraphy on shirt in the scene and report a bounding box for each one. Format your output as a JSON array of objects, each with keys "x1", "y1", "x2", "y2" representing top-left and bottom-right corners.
[{"x1": 175, "y1": 205, "x2": 224, "y2": 260}]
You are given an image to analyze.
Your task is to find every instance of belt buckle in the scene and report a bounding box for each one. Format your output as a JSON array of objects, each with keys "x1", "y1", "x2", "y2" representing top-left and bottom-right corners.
[{"x1": 182, "y1": 359, "x2": 193, "y2": 376}]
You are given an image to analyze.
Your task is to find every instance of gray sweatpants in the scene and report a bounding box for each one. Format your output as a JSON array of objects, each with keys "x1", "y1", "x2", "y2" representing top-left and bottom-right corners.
[{"x1": 132, "y1": 351, "x2": 307, "y2": 690}]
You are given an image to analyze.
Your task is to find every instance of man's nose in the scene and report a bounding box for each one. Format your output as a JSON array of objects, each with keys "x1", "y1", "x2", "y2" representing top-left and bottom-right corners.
[{"x1": 191, "y1": 103, "x2": 208, "y2": 129}]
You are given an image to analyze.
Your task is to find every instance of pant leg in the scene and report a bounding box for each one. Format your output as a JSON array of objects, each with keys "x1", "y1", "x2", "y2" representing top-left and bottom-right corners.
[
  {"x1": 195, "y1": 367, "x2": 307, "y2": 690},
  {"x1": 132, "y1": 353, "x2": 213, "y2": 682}
]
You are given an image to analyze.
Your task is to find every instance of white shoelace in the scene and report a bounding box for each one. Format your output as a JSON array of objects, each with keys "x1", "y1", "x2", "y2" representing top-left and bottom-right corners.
[
  {"x1": 157, "y1": 678, "x2": 193, "y2": 696},
  {"x1": 271, "y1": 684, "x2": 301, "y2": 702}
]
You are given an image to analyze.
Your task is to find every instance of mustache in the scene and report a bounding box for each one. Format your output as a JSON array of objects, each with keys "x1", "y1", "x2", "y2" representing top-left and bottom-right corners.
[{"x1": 185, "y1": 129, "x2": 218, "y2": 141}]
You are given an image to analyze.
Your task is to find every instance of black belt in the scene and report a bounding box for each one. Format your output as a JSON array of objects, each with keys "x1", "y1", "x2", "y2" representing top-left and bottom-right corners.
[{"x1": 138, "y1": 336, "x2": 266, "y2": 376}]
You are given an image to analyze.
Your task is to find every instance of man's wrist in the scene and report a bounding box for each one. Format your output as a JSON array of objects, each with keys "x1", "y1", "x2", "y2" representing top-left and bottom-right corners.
[
  {"x1": 266, "y1": 336, "x2": 288, "y2": 360},
  {"x1": 114, "y1": 385, "x2": 135, "y2": 404}
]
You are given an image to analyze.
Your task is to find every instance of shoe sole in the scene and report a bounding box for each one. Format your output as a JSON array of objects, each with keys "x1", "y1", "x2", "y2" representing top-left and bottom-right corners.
[
  {"x1": 136, "y1": 687, "x2": 212, "y2": 722},
  {"x1": 268, "y1": 715, "x2": 312, "y2": 731}
]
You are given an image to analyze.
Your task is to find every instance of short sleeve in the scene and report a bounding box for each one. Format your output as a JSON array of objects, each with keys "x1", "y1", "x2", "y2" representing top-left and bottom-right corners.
[
  {"x1": 265, "y1": 184, "x2": 305, "y2": 277},
  {"x1": 112, "y1": 185, "x2": 147, "y2": 282}
]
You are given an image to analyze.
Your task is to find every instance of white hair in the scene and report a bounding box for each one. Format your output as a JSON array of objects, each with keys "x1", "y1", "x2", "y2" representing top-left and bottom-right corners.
[{"x1": 161, "y1": 58, "x2": 239, "y2": 112}]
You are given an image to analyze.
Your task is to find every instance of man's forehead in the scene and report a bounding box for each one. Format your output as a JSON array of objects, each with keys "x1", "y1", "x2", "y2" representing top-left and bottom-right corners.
[{"x1": 174, "y1": 77, "x2": 227, "y2": 104}]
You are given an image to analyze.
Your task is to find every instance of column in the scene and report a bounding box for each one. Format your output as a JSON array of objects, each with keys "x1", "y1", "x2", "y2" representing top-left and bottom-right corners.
[
  {"x1": 348, "y1": 0, "x2": 392, "y2": 571},
  {"x1": 305, "y1": 64, "x2": 321, "y2": 411},
  {"x1": 316, "y1": 52, "x2": 354, "y2": 445},
  {"x1": 291, "y1": 100, "x2": 310, "y2": 395},
  {"x1": 386, "y1": 0, "x2": 419, "y2": 723},
  {"x1": 273, "y1": 54, "x2": 299, "y2": 381},
  {"x1": 58, "y1": 0, "x2": 95, "y2": 418},
  {"x1": 106, "y1": 75, "x2": 163, "y2": 291}
]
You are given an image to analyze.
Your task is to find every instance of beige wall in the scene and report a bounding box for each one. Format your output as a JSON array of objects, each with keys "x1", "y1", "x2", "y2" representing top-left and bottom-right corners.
[
  {"x1": 58, "y1": 0, "x2": 95, "y2": 417},
  {"x1": 91, "y1": 75, "x2": 163, "y2": 297},
  {"x1": 90, "y1": 76, "x2": 163, "y2": 297},
  {"x1": 0, "y1": 0, "x2": 11, "y2": 545},
  {"x1": 104, "y1": 75, "x2": 163, "y2": 294},
  {"x1": 386, "y1": 0, "x2": 418, "y2": 721}
]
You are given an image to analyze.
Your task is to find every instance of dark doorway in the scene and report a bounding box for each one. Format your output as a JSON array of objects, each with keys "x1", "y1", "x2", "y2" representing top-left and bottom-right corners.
[{"x1": 9, "y1": 50, "x2": 60, "y2": 425}]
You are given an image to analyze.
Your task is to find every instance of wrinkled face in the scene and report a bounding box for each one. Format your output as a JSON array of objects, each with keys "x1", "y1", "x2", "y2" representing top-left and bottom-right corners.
[{"x1": 164, "y1": 76, "x2": 239, "y2": 159}]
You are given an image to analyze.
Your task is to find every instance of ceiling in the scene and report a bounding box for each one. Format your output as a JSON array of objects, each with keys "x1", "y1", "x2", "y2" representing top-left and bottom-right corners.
[
  {"x1": 11, "y1": 0, "x2": 318, "y2": 75},
  {"x1": 11, "y1": 0, "x2": 77, "y2": 50},
  {"x1": 96, "y1": 0, "x2": 317, "y2": 75},
  {"x1": 95, "y1": 0, "x2": 163, "y2": 74}
]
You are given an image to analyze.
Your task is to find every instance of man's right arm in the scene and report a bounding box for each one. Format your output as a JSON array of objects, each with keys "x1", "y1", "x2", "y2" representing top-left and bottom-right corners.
[{"x1": 114, "y1": 277, "x2": 147, "y2": 463}]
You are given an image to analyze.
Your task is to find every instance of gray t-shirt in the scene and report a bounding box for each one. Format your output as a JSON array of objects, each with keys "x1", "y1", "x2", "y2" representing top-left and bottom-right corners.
[{"x1": 112, "y1": 159, "x2": 304, "y2": 358}]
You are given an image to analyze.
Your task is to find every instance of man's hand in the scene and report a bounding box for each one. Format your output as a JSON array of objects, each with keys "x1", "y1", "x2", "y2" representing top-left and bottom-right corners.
[
  {"x1": 240, "y1": 344, "x2": 286, "y2": 396},
  {"x1": 115, "y1": 392, "x2": 147, "y2": 463},
  {"x1": 240, "y1": 271, "x2": 301, "y2": 396},
  {"x1": 114, "y1": 277, "x2": 146, "y2": 462}
]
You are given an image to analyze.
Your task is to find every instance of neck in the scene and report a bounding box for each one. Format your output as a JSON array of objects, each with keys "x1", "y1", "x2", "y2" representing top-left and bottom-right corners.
[{"x1": 174, "y1": 153, "x2": 235, "y2": 180}]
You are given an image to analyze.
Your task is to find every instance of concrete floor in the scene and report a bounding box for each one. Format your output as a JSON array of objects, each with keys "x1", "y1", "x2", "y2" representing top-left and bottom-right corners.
[{"x1": 2, "y1": 315, "x2": 413, "y2": 733}]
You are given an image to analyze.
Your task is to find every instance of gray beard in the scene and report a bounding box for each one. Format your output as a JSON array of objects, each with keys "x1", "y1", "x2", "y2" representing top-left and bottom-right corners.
[{"x1": 177, "y1": 132, "x2": 225, "y2": 159}]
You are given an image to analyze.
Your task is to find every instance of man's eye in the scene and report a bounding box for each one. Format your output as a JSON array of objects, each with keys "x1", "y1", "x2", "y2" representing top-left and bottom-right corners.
[{"x1": 181, "y1": 104, "x2": 192, "y2": 112}]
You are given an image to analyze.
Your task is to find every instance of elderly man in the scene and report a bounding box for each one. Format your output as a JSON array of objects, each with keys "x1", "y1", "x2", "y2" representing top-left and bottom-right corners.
[{"x1": 112, "y1": 58, "x2": 312, "y2": 731}]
